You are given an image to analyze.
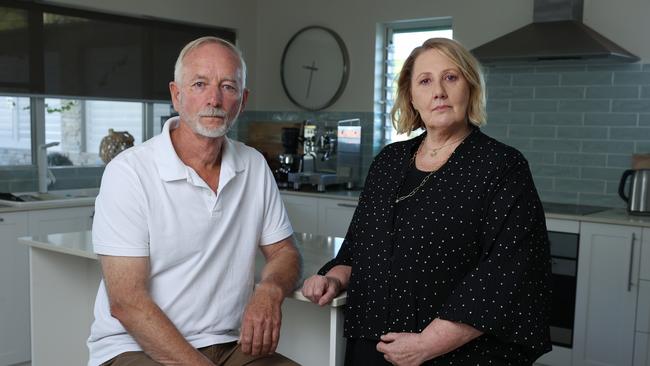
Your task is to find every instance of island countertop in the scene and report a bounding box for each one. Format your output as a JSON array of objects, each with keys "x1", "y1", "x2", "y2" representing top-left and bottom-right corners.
[{"x1": 19, "y1": 230, "x2": 347, "y2": 307}]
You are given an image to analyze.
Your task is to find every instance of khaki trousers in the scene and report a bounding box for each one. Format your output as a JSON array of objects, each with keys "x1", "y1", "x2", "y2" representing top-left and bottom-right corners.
[{"x1": 101, "y1": 342, "x2": 300, "y2": 366}]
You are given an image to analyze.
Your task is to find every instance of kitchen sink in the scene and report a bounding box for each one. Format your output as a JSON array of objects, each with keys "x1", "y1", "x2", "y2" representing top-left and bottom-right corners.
[{"x1": 0, "y1": 188, "x2": 99, "y2": 207}]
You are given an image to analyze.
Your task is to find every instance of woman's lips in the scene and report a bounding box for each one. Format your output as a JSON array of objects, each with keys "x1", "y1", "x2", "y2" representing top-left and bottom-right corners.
[{"x1": 432, "y1": 105, "x2": 451, "y2": 112}]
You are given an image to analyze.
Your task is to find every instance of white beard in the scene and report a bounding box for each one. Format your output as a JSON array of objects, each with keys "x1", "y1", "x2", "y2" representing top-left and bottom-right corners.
[{"x1": 182, "y1": 106, "x2": 241, "y2": 138}]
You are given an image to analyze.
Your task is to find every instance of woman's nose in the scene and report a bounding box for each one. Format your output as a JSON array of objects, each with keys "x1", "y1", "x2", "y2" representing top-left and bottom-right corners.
[{"x1": 432, "y1": 81, "x2": 447, "y2": 99}]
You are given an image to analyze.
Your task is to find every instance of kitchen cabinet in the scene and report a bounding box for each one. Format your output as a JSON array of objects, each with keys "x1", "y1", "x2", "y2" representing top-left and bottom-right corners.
[
  {"x1": 317, "y1": 198, "x2": 357, "y2": 238},
  {"x1": 0, "y1": 205, "x2": 94, "y2": 366},
  {"x1": 281, "y1": 193, "x2": 319, "y2": 235},
  {"x1": 635, "y1": 229, "x2": 650, "y2": 366},
  {"x1": 280, "y1": 193, "x2": 357, "y2": 237},
  {"x1": 573, "y1": 222, "x2": 641, "y2": 366},
  {"x1": 634, "y1": 332, "x2": 650, "y2": 366},
  {"x1": 0, "y1": 212, "x2": 29, "y2": 366}
]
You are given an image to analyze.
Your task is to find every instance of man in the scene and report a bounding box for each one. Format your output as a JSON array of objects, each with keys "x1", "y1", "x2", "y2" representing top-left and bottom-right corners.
[{"x1": 87, "y1": 37, "x2": 301, "y2": 366}]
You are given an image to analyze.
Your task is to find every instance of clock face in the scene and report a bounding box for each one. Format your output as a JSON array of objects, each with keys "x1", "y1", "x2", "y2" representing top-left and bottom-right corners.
[{"x1": 281, "y1": 26, "x2": 349, "y2": 111}]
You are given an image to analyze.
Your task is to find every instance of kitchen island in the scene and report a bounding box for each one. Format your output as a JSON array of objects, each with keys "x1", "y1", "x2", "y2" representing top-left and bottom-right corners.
[{"x1": 19, "y1": 231, "x2": 346, "y2": 366}]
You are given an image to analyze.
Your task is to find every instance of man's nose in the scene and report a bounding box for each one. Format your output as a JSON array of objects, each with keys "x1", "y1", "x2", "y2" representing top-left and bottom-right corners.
[{"x1": 208, "y1": 86, "x2": 223, "y2": 107}]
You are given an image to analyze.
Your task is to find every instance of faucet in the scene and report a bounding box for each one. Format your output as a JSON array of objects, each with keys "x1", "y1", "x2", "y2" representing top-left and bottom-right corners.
[{"x1": 37, "y1": 141, "x2": 60, "y2": 193}]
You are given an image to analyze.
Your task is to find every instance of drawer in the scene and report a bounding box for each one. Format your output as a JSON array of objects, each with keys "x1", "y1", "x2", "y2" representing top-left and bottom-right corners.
[{"x1": 638, "y1": 280, "x2": 650, "y2": 333}]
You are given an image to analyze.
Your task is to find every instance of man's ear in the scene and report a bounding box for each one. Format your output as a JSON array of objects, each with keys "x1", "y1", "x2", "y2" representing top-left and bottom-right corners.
[
  {"x1": 239, "y1": 88, "x2": 250, "y2": 112},
  {"x1": 169, "y1": 81, "x2": 181, "y2": 111}
]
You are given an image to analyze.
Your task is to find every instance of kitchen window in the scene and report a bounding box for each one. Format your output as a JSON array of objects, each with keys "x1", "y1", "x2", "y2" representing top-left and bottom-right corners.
[
  {"x1": 376, "y1": 19, "x2": 453, "y2": 144},
  {"x1": 0, "y1": 95, "x2": 172, "y2": 167}
]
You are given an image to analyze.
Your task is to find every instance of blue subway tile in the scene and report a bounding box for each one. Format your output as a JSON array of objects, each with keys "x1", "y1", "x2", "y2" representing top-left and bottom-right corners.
[
  {"x1": 607, "y1": 154, "x2": 633, "y2": 168},
  {"x1": 582, "y1": 140, "x2": 635, "y2": 154},
  {"x1": 535, "y1": 87, "x2": 584, "y2": 99},
  {"x1": 612, "y1": 100, "x2": 650, "y2": 113},
  {"x1": 614, "y1": 72, "x2": 650, "y2": 85},
  {"x1": 556, "y1": 178, "x2": 605, "y2": 193},
  {"x1": 511, "y1": 100, "x2": 557, "y2": 112},
  {"x1": 584, "y1": 113, "x2": 637, "y2": 126},
  {"x1": 534, "y1": 112, "x2": 583, "y2": 125},
  {"x1": 487, "y1": 100, "x2": 510, "y2": 112},
  {"x1": 488, "y1": 65, "x2": 535, "y2": 74},
  {"x1": 556, "y1": 153, "x2": 607, "y2": 166},
  {"x1": 636, "y1": 141, "x2": 650, "y2": 152},
  {"x1": 589, "y1": 64, "x2": 642, "y2": 72},
  {"x1": 582, "y1": 166, "x2": 626, "y2": 180},
  {"x1": 531, "y1": 139, "x2": 581, "y2": 152},
  {"x1": 561, "y1": 72, "x2": 612, "y2": 85},
  {"x1": 485, "y1": 73, "x2": 512, "y2": 86},
  {"x1": 587, "y1": 86, "x2": 639, "y2": 99},
  {"x1": 531, "y1": 176, "x2": 554, "y2": 190},
  {"x1": 481, "y1": 125, "x2": 508, "y2": 139},
  {"x1": 523, "y1": 151, "x2": 556, "y2": 165},
  {"x1": 558, "y1": 100, "x2": 609, "y2": 112},
  {"x1": 509, "y1": 125, "x2": 556, "y2": 138},
  {"x1": 640, "y1": 114, "x2": 650, "y2": 126},
  {"x1": 535, "y1": 64, "x2": 586, "y2": 73},
  {"x1": 487, "y1": 112, "x2": 532, "y2": 125},
  {"x1": 513, "y1": 73, "x2": 560, "y2": 86},
  {"x1": 611, "y1": 127, "x2": 650, "y2": 140},
  {"x1": 531, "y1": 164, "x2": 581, "y2": 178},
  {"x1": 499, "y1": 138, "x2": 532, "y2": 150},
  {"x1": 487, "y1": 87, "x2": 534, "y2": 99},
  {"x1": 566, "y1": 124, "x2": 609, "y2": 140}
]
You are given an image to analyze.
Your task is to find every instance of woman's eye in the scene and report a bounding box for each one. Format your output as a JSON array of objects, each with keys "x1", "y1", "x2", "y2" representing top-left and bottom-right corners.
[
  {"x1": 419, "y1": 78, "x2": 431, "y2": 85},
  {"x1": 444, "y1": 74, "x2": 458, "y2": 81}
]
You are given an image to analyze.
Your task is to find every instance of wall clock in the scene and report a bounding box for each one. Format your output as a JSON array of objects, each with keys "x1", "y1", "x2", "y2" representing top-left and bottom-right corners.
[{"x1": 280, "y1": 26, "x2": 350, "y2": 111}]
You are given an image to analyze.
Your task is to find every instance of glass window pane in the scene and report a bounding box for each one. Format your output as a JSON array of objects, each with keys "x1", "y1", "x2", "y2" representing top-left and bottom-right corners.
[
  {"x1": 45, "y1": 98, "x2": 143, "y2": 166},
  {"x1": 43, "y1": 12, "x2": 144, "y2": 99},
  {"x1": 0, "y1": 96, "x2": 31, "y2": 165},
  {"x1": 153, "y1": 103, "x2": 173, "y2": 136},
  {"x1": 0, "y1": 7, "x2": 30, "y2": 93}
]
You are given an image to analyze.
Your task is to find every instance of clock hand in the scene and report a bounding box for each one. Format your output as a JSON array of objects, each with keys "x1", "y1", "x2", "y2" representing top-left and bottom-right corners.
[{"x1": 302, "y1": 60, "x2": 319, "y2": 99}]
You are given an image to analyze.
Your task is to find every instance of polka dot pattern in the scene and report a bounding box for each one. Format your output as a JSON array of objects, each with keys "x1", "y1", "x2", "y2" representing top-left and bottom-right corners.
[{"x1": 319, "y1": 128, "x2": 552, "y2": 365}]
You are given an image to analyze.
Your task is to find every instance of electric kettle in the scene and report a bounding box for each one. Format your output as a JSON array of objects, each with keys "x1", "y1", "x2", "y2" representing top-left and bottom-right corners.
[{"x1": 619, "y1": 169, "x2": 650, "y2": 215}]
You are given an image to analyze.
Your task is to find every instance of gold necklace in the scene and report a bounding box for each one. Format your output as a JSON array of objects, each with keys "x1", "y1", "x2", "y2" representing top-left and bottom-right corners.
[
  {"x1": 419, "y1": 132, "x2": 471, "y2": 157},
  {"x1": 394, "y1": 131, "x2": 471, "y2": 204}
]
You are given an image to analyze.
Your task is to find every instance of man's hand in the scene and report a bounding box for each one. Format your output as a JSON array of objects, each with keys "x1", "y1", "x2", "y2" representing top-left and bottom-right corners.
[
  {"x1": 376, "y1": 333, "x2": 431, "y2": 366},
  {"x1": 239, "y1": 283, "x2": 284, "y2": 356},
  {"x1": 301, "y1": 275, "x2": 342, "y2": 306}
]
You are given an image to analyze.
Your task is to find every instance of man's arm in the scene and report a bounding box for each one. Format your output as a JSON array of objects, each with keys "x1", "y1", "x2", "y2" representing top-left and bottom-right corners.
[
  {"x1": 239, "y1": 235, "x2": 301, "y2": 356},
  {"x1": 100, "y1": 255, "x2": 214, "y2": 366}
]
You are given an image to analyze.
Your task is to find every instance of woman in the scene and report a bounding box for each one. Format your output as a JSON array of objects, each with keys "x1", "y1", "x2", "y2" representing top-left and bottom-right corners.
[{"x1": 301, "y1": 38, "x2": 552, "y2": 365}]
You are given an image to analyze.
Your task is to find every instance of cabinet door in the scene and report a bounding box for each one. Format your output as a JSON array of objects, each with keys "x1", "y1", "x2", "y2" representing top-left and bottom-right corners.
[
  {"x1": 28, "y1": 206, "x2": 94, "y2": 235},
  {"x1": 634, "y1": 332, "x2": 649, "y2": 366},
  {"x1": 573, "y1": 223, "x2": 641, "y2": 366},
  {"x1": 642, "y1": 229, "x2": 650, "y2": 281},
  {"x1": 281, "y1": 193, "x2": 318, "y2": 235},
  {"x1": 317, "y1": 198, "x2": 357, "y2": 238},
  {"x1": 0, "y1": 211, "x2": 30, "y2": 365}
]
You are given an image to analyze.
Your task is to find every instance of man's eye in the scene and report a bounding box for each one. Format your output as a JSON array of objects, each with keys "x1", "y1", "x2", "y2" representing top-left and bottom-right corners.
[{"x1": 192, "y1": 82, "x2": 205, "y2": 88}]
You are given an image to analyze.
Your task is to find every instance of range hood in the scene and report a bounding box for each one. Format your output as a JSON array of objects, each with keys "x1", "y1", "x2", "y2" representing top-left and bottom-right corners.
[{"x1": 471, "y1": 0, "x2": 639, "y2": 63}]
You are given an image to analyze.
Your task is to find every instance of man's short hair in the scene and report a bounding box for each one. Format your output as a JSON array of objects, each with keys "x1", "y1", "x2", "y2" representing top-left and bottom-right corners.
[{"x1": 173, "y1": 36, "x2": 247, "y2": 89}]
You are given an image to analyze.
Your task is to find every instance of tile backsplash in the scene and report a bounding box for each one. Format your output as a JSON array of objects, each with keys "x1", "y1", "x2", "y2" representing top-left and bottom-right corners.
[
  {"x1": 2, "y1": 61, "x2": 649, "y2": 209},
  {"x1": 479, "y1": 62, "x2": 650, "y2": 208}
]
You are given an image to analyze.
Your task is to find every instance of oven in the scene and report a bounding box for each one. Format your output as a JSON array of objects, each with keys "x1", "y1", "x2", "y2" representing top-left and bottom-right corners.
[{"x1": 548, "y1": 226, "x2": 579, "y2": 348}]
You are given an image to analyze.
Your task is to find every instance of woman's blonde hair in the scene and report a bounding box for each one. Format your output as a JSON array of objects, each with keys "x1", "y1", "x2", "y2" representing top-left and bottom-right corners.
[{"x1": 391, "y1": 38, "x2": 486, "y2": 134}]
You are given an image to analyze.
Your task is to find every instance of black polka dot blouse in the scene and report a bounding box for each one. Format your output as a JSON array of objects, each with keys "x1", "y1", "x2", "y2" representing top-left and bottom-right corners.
[{"x1": 319, "y1": 127, "x2": 553, "y2": 365}]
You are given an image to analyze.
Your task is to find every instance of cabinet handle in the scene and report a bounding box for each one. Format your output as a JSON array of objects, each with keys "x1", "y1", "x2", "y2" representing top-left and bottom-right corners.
[
  {"x1": 628, "y1": 233, "x2": 636, "y2": 292},
  {"x1": 337, "y1": 203, "x2": 358, "y2": 208}
]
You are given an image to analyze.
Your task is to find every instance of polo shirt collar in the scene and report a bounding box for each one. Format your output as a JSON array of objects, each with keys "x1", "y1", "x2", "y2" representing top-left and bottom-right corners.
[{"x1": 155, "y1": 117, "x2": 245, "y2": 183}]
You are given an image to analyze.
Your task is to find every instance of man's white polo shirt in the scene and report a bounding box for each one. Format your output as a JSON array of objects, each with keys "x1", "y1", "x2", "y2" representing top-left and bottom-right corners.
[{"x1": 87, "y1": 117, "x2": 293, "y2": 366}]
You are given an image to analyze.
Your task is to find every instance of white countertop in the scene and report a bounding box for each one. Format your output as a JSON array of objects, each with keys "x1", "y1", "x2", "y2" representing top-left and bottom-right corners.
[{"x1": 19, "y1": 231, "x2": 347, "y2": 307}]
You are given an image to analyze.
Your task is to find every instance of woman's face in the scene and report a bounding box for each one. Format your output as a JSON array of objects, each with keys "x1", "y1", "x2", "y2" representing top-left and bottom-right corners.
[{"x1": 410, "y1": 49, "x2": 470, "y2": 131}]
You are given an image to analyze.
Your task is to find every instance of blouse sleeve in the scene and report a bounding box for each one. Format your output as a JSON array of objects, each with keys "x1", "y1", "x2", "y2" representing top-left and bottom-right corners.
[{"x1": 437, "y1": 154, "x2": 552, "y2": 358}]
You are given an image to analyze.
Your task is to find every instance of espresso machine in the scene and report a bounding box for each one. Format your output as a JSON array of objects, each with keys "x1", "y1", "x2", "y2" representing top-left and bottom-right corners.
[
  {"x1": 287, "y1": 119, "x2": 361, "y2": 192},
  {"x1": 273, "y1": 127, "x2": 302, "y2": 188}
]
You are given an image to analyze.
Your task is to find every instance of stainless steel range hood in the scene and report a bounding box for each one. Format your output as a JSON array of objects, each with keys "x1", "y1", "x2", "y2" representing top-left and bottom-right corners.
[{"x1": 471, "y1": 0, "x2": 639, "y2": 63}]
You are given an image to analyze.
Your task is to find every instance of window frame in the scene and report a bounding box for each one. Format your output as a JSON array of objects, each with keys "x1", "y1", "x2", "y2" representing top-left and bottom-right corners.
[{"x1": 375, "y1": 18, "x2": 453, "y2": 146}]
